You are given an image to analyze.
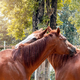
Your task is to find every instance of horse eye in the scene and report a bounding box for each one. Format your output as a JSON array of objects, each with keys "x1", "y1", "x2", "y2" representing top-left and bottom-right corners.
[{"x1": 49, "y1": 34, "x2": 53, "y2": 37}]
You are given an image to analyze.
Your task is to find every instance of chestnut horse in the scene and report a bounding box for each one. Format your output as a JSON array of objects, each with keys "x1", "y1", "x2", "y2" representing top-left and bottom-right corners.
[
  {"x1": 30, "y1": 27, "x2": 78, "y2": 80},
  {"x1": 0, "y1": 28, "x2": 75, "y2": 80},
  {"x1": 48, "y1": 49, "x2": 80, "y2": 80},
  {"x1": 47, "y1": 27, "x2": 80, "y2": 80}
]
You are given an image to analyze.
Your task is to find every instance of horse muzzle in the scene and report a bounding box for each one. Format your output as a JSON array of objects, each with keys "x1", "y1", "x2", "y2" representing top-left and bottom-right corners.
[{"x1": 68, "y1": 47, "x2": 77, "y2": 57}]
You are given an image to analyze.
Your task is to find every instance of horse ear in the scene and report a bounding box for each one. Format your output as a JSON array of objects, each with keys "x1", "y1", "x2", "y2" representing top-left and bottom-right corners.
[
  {"x1": 47, "y1": 26, "x2": 52, "y2": 32},
  {"x1": 39, "y1": 28, "x2": 47, "y2": 38},
  {"x1": 57, "y1": 27, "x2": 60, "y2": 35}
]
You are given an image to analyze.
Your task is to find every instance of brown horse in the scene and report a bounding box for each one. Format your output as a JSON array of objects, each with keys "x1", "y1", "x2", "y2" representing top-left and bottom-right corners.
[
  {"x1": 48, "y1": 49, "x2": 80, "y2": 80},
  {"x1": 0, "y1": 28, "x2": 75, "y2": 80},
  {"x1": 22, "y1": 27, "x2": 78, "y2": 80},
  {"x1": 47, "y1": 27, "x2": 80, "y2": 80},
  {"x1": 31, "y1": 27, "x2": 78, "y2": 80}
]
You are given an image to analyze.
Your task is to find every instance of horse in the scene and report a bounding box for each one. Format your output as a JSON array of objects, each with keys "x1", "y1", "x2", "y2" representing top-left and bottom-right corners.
[
  {"x1": 15, "y1": 28, "x2": 46, "y2": 48},
  {"x1": 0, "y1": 27, "x2": 75, "y2": 80},
  {"x1": 29, "y1": 27, "x2": 79, "y2": 80},
  {"x1": 0, "y1": 28, "x2": 47, "y2": 80},
  {"x1": 48, "y1": 49, "x2": 80, "y2": 80},
  {"x1": 47, "y1": 27, "x2": 80, "y2": 80}
]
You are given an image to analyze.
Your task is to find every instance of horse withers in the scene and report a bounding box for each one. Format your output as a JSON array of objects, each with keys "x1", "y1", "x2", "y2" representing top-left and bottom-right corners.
[{"x1": 0, "y1": 27, "x2": 76, "y2": 80}]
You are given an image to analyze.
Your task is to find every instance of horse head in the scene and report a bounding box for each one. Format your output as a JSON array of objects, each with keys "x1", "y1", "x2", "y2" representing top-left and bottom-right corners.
[
  {"x1": 15, "y1": 28, "x2": 47, "y2": 48},
  {"x1": 31, "y1": 28, "x2": 47, "y2": 39},
  {"x1": 47, "y1": 26, "x2": 76, "y2": 56}
]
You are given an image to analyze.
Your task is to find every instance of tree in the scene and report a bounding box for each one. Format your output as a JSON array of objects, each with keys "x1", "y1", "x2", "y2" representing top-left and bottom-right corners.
[
  {"x1": 50, "y1": 70, "x2": 55, "y2": 80},
  {"x1": 32, "y1": 0, "x2": 44, "y2": 31},
  {"x1": 0, "y1": 0, "x2": 64, "y2": 39},
  {"x1": 59, "y1": 3, "x2": 77, "y2": 44},
  {"x1": 50, "y1": 0, "x2": 57, "y2": 29},
  {"x1": 0, "y1": 14, "x2": 13, "y2": 45},
  {"x1": 0, "y1": 0, "x2": 80, "y2": 40},
  {"x1": 68, "y1": 0, "x2": 80, "y2": 33},
  {"x1": 0, "y1": 0, "x2": 35, "y2": 39}
]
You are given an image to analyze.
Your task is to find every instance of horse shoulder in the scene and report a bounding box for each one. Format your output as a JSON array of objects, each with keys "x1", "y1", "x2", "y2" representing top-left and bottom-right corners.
[
  {"x1": 0, "y1": 49, "x2": 13, "y2": 66},
  {"x1": 0, "y1": 49, "x2": 27, "y2": 80}
]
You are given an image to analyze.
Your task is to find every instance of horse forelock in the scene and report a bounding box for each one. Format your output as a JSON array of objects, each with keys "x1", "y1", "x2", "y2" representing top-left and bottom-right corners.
[
  {"x1": 13, "y1": 37, "x2": 47, "y2": 67},
  {"x1": 15, "y1": 33, "x2": 35, "y2": 48}
]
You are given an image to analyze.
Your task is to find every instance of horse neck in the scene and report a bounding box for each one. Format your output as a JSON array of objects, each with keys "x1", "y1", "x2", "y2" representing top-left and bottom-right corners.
[
  {"x1": 13, "y1": 37, "x2": 49, "y2": 73},
  {"x1": 22, "y1": 37, "x2": 47, "y2": 65},
  {"x1": 13, "y1": 35, "x2": 58, "y2": 75},
  {"x1": 48, "y1": 54, "x2": 71, "y2": 70}
]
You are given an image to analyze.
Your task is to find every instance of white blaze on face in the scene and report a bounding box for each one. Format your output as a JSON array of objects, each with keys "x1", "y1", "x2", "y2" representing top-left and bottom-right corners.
[{"x1": 15, "y1": 33, "x2": 35, "y2": 48}]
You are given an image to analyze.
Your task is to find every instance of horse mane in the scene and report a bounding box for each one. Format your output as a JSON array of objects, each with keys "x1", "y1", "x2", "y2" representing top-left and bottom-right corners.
[
  {"x1": 50, "y1": 54, "x2": 70, "y2": 69},
  {"x1": 48, "y1": 52, "x2": 79, "y2": 70},
  {"x1": 12, "y1": 37, "x2": 47, "y2": 67}
]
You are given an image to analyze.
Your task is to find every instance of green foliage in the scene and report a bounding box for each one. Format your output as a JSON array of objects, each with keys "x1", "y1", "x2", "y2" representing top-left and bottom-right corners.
[
  {"x1": 68, "y1": 0, "x2": 80, "y2": 32},
  {"x1": 0, "y1": 0, "x2": 65, "y2": 39},
  {"x1": 0, "y1": 0, "x2": 35, "y2": 39},
  {"x1": 59, "y1": 3, "x2": 77, "y2": 44},
  {"x1": 0, "y1": 0, "x2": 80, "y2": 41},
  {"x1": 30, "y1": 75, "x2": 34, "y2": 80},
  {"x1": 57, "y1": 14, "x2": 63, "y2": 26},
  {"x1": 0, "y1": 15, "x2": 13, "y2": 45},
  {"x1": 42, "y1": 15, "x2": 50, "y2": 24},
  {"x1": 37, "y1": 23, "x2": 48, "y2": 30},
  {"x1": 57, "y1": 0, "x2": 64, "y2": 10},
  {"x1": 64, "y1": 0, "x2": 71, "y2": 4},
  {"x1": 50, "y1": 70, "x2": 55, "y2": 80},
  {"x1": 57, "y1": 0, "x2": 64, "y2": 26}
]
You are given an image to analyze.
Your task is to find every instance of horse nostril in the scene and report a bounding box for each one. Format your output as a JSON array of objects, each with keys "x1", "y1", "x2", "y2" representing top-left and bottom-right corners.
[{"x1": 69, "y1": 52, "x2": 74, "y2": 57}]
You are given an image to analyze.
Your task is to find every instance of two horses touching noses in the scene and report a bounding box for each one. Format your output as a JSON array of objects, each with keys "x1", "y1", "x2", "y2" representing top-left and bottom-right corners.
[{"x1": 0, "y1": 27, "x2": 76, "y2": 80}]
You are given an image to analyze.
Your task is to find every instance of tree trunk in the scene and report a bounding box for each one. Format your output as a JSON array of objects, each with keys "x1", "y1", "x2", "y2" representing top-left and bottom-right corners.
[
  {"x1": 46, "y1": 0, "x2": 50, "y2": 16},
  {"x1": 32, "y1": 11, "x2": 38, "y2": 31},
  {"x1": 50, "y1": 0, "x2": 57, "y2": 29},
  {"x1": 32, "y1": 0, "x2": 44, "y2": 31}
]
